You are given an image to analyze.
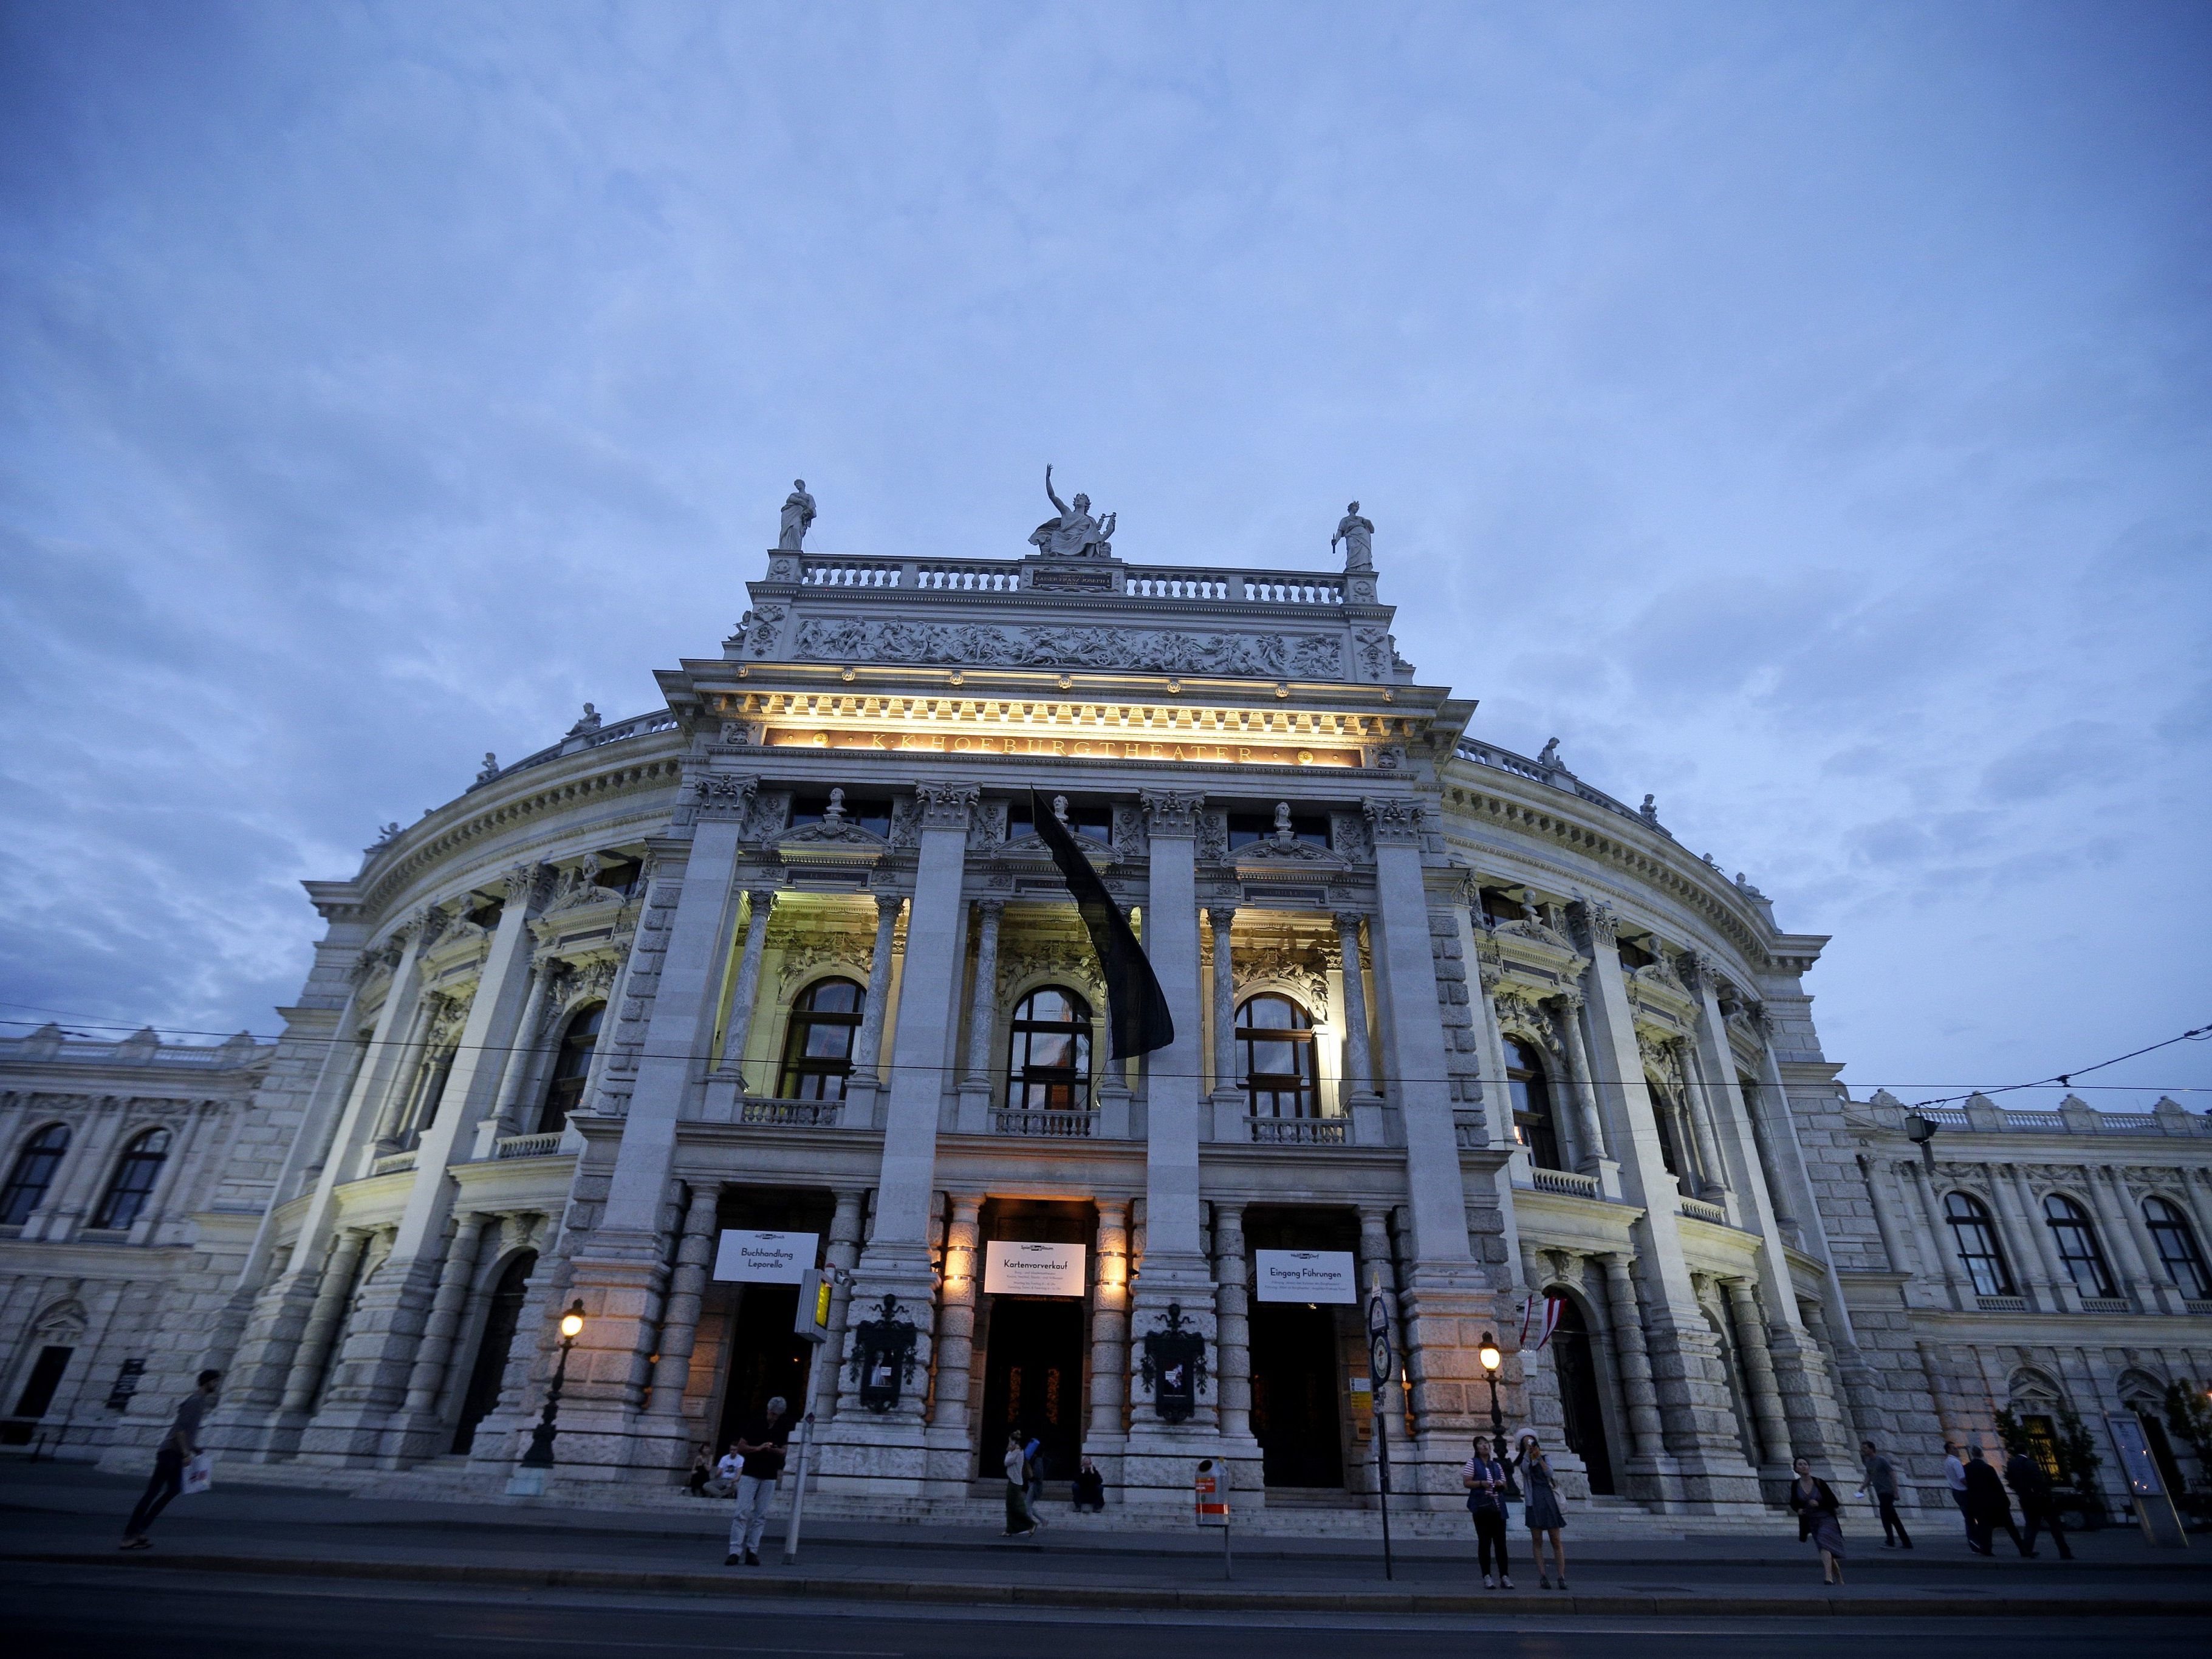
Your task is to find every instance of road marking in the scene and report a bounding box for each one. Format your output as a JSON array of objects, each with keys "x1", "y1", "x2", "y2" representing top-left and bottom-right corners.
[{"x1": 472, "y1": 1641, "x2": 899, "y2": 1655}]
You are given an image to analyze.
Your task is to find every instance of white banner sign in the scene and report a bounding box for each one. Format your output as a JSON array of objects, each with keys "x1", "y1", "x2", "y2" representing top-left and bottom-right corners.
[
  {"x1": 1254, "y1": 1248, "x2": 1358, "y2": 1304},
  {"x1": 983, "y1": 1240, "x2": 1088, "y2": 1298},
  {"x1": 713, "y1": 1230, "x2": 818, "y2": 1284}
]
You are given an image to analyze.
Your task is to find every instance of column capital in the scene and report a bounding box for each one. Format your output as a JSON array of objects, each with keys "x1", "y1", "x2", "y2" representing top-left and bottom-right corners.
[
  {"x1": 914, "y1": 781, "x2": 981, "y2": 830},
  {"x1": 947, "y1": 1191, "x2": 985, "y2": 1220},
  {"x1": 692, "y1": 770, "x2": 761, "y2": 819},
  {"x1": 1570, "y1": 895, "x2": 1618, "y2": 947},
  {"x1": 872, "y1": 891, "x2": 905, "y2": 920},
  {"x1": 743, "y1": 882, "x2": 781, "y2": 907},
  {"x1": 1205, "y1": 903, "x2": 1238, "y2": 929},
  {"x1": 1139, "y1": 788, "x2": 1205, "y2": 835},
  {"x1": 975, "y1": 895, "x2": 1006, "y2": 918},
  {"x1": 502, "y1": 861, "x2": 557, "y2": 909},
  {"x1": 1331, "y1": 908, "x2": 1369, "y2": 933},
  {"x1": 1359, "y1": 796, "x2": 1425, "y2": 844}
]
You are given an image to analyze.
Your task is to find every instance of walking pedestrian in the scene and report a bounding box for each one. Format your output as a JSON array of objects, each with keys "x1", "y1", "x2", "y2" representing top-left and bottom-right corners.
[
  {"x1": 1515, "y1": 1434, "x2": 1568, "y2": 1590},
  {"x1": 1789, "y1": 1456, "x2": 1847, "y2": 1585},
  {"x1": 120, "y1": 1369, "x2": 220, "y2": 1550},
  {"x1": 1072, "y1": 1456, "x2": 1106, "y2": 1513},
  {"x1": 1961, "y1": 1445, "x2": 2028, "y2": 1557},
  {"x1": 1942, "y1": 1441, "x2": 1971, "y2": 1541},
  {"x1": 1002, "y1": 1432, "x2": 1034, "y2": 1536},
  {"x1": 1461, "y1": 1434, "x2": 1513, "y2": 1589},
  {"x1": 2005, "y1": 1448, "x2": 2074, "y2": 1561},
  {"x1": 1857, "y1": 1440, "x2": 1912, "y2": 1548},
  {"x1": 723, "y1": 1395, "x2": 790, "y2": 1566},
  {"x1": 1023, "y1": 1434, "x2": 1047, "y2": 1528}
]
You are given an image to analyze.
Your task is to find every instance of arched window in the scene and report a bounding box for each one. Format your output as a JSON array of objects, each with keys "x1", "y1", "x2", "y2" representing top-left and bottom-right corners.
[
  {"x1": 2042, "y1": 1194, "x2": 2115, "y2": 1297},
  {"x1": 396, "y1": 1045, "x2": 457, "y2": 1147},
  {"x1": 1238, "y1": 993, "x2": 1317, "y2": 1118},
  {"x1": 1647, "y1": 1079, "x2": 1683, "y2": 1177},
  {"x1": 451, "y1": 1250, "x2": 536, "y2": 1454},
  {"x1": 1944, "y1": 1191, "x2": 2015, "y2": 1297},
  {"x1": 1504, "y1": 1038, "x2": 1563, "y2": 1171},
  {"x1": 1004, "y1": 986, "x2": 1092, "y2": 1112},
  {"x1": 2143, "y1": 1197, "x2": 2209, "y2": 1300},
  {"x1": 778, "y1": 977, "x2": 864, "y2": 1101},
  {"x1": 1, "y1": 1124, "x2": 69, "y2": 1226},
  {"x1": 91, "y1": 1129, "x2": 171, "y2": 1231},
  {"x1": 535, "y1": 1003, "x2": 604, "y2": 1134}
]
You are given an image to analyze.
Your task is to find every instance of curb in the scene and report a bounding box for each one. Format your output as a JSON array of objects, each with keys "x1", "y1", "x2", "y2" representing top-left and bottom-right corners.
[{"x1": 9, "y1": 1552, "x2": 2208, "y2": 1619}]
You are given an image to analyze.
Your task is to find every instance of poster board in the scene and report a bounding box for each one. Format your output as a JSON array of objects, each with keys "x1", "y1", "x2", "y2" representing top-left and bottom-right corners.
[
  {"x1": 983, "y1": 1239, "x2": 1087, "y2": 1298},
  {"x1": 1253, "y1": 1248, "x2": 1358, "y2": 1304},
  {"x1": 712, "y1": 1230, "x2": 819, "y2": 1284}
]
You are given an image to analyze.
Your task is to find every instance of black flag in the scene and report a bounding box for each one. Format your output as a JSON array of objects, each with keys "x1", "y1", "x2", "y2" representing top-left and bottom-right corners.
[{"x1": 1029, "y1": 789, "x2": 1175, "y2": 1059}]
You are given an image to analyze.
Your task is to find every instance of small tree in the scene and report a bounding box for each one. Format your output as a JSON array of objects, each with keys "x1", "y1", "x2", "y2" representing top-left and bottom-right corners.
[
  {"x1": 1994, "y1": 1408, "x2": 2032, "y2": 1461},
  {"x1": 2163, "y1": 1381, "x2": 2212, "y2": 1491},
  {"x1": 2055, "y1": 1403, "x2": 2102, "y2": 1497}
]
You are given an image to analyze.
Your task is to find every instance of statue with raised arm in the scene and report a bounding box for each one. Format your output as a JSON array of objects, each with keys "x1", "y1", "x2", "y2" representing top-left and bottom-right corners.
[
  {"x1": 778, "y1": 479, "x2": 816, "y2": 551},
  {"x1": 1332, "y1": 501, "x2": 1374, "y2": 572},
  {"x1": 1029, "y1": 465, "x2": 1115, "y2": 558}
]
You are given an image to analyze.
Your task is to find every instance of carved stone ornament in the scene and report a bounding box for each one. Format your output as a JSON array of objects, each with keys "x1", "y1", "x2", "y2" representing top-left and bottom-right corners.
[
  {"x1": 1360, "y1": 796, "x2": 1424, "y2": 845},
  {"x1": 503, "y1": 861, "x2": 556, "y2": 909},
  {"x1": 789, "y1": 615, "x2": 1346, "y2": 680},
  {"x1": 1571, "y1": 896, "x2": 1618, "y2": 948},
  {"x1": 1193, "y1": 811, "x2": 1228, "y2": 863},
  {"x1": 914, "y1": 781, "x2": 981, "y2": 832},
  {"x1": 738, "y1": 604, "x2": 787, "y2": 657},
  {"x1": 693, "y1": 772, "x2": 760, "y2": 819},
  {"x1": 1234, "y1": 943, "x2": 1330, "y2": 1012},
  {"x1": 1137, "y1": 1302, "x2": 1210, "y2": 1423},
  {"x1": 848, "y1": 1294, "x2": 920, "y2": 1414},
  {"x1": 1490, "y1": 986, "x2": 1558, "y2": 1050},
  {"x1": 776, "y1": 789, "x2": 891, "y2": 858},
  {"x1": 1140, "y1": 789, "x2": 1205, "y2": 836}
]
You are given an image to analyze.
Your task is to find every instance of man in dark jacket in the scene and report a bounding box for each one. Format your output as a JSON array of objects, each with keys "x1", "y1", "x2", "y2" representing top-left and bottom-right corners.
[
  {"x1": 1962, "y1": 1446, "x2": 2028, "y2": 1556},
  {"x1": 2005, "y1": 1448, "x2": 2075, "y2": 1560}
]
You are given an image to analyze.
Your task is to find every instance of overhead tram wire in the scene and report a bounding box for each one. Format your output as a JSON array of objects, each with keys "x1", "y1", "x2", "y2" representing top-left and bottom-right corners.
[{"x1": 3, "y1": 1002, "x2": 2208, "y2": 1096}]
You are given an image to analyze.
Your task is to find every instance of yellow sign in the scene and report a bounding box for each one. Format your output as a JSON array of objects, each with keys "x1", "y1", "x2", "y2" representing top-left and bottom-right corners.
[{"x1": 763, "y1": 727, "x2": 1357, "y2": 767}]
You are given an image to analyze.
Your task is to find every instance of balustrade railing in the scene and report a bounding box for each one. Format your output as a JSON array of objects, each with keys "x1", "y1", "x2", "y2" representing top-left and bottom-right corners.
[
  {"x1": 370, "y1": 1151, "x2": 418, "y2": 1177},
  {"x1": 993, "y1": 1107, "x2": 1097, "y2": 1138},
  {"x1": 1678, "y1": 1196, "x2": 1729, "y2": 1225},
  {"x1": 1248, "y1": 1115, "x2": 1347, "y2": 1145},
  {"x1": 1530, "y1": 1167, "x2": 1603, "y2": 1199},
  {"x1": 1976, "y1": 1294, "x2": 2029, "y2": 1313},
  {"x1": 493, "y1": 1131, "x2": 566, "y2": 1160},
  {"x1": 740, "y1": 1098, "x2": 846, "y2": 1127}
]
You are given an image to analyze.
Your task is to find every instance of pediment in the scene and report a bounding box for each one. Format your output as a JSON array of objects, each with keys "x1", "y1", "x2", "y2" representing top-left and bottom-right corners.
[
  {"x1": 775, "y1": 818, "x2": 889, "y2": 866},
  {"x1": 1233, "y1": 833, "x2": 1346, "y2": 873},
  {"x1": 999, "y1": 831, "x2": 1115, "y2": 872}
]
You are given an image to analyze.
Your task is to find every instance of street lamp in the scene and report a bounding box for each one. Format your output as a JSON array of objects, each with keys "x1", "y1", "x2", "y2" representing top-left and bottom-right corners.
[
  {"x1": 519, "y1": 1299, "x2": 587, "y2": 1470},
  {"x1": 1478, "y1": 1331, "x2": 1521, "y2": 1497}
]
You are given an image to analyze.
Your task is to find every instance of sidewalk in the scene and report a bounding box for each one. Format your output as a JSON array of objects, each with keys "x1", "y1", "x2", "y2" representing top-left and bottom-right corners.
[{"x1": 7, "y1": 1460, "x2": 2206, "y2": 1619}]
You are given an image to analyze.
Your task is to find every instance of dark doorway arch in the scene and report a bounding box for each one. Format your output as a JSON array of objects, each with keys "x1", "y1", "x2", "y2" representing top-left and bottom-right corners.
[
  {"x1": 452, "y1": 1251, "x2": 536, "y2": 1454},
  {"x1": 1547, "y1": 1295, "x2": 1614, "y2": 1495}
]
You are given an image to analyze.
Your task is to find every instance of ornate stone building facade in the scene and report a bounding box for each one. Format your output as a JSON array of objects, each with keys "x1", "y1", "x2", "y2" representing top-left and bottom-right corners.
[{"x1": 4, "y1": 512, "x2": 2207, "y2": 1517}]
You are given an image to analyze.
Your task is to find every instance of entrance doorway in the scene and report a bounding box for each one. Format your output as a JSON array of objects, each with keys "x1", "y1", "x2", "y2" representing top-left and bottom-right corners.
[
  {"x1": 1250, "y1": 1302, "x2": 1344, "y2": 1488},
  {"x1": 1549, "y1": 1296, "x2": 1614, "y2": 1494},
  {"x1": 976, "y1": 1297, "x2": 1084, "y2": 1483},
  {"x1": 453, "y1": 1251, "x2": 535, "y2": 1454},
  {"x1": 715, "y1": 1284, "x2": 813, "y2": 1453}
]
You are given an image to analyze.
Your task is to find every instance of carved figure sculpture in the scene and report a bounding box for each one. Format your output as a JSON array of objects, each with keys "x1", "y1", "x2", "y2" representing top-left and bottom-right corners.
[
  {"x1": 1029, "y1": 465, "x2": 1115, "y2": 558},
  {"x1": 1640, "y1": 793, "x2": 1660, "y2": 826},
  {"x1": 1332, "y1": 501, "x2": 1374, "y2": 572},
  {"x1": 1536, "y1": 737, "x2": 1563, "y2": 770},
  {"x1": 476, "y1": 752, "x2": 499, "y2": 782},
  {"x1": 778, "y1": 479, "x2": 816, "y2": 551}
]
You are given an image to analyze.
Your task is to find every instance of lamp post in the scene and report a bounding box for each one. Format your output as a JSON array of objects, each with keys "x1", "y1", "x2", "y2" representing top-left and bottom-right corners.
[
  {"x1": 519, "y1": 1299, "x2": 586, "y2": 1470},
  {"x1": 1479, "y1": 1331, "x2": 1521, "y2": 1497}
]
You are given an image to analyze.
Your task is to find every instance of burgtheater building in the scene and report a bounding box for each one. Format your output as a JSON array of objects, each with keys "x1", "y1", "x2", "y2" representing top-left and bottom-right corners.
[{"x1": 4, "y1": 493, "x2": 2209, "y2": 1521}]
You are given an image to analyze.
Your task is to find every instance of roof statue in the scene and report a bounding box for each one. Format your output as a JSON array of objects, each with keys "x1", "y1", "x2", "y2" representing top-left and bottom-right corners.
[
  {"x1": 1331, "y1": 501, "x2": 1374, "y2": 572},
  {"x1": 1029, "y1": 464, "x2": 1115, "y2": 558},
  {"x1": 778, "y1": 479, "x2": 816, "y2": 551}
]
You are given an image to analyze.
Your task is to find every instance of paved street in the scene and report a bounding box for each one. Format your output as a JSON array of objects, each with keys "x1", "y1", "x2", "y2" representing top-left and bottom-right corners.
[{"x1": 4, "y1": 1459, "x2": 2207, "y2": 1654}]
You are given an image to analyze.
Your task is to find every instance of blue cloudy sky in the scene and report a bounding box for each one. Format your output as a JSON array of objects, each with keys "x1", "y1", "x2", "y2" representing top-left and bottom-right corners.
[{"x1": 2, "y1": 1, "x2": 2207, "y2": 1107}]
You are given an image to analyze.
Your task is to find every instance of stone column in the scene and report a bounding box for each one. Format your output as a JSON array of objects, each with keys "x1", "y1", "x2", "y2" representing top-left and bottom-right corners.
[
  {"x1": 1674, "y1": 1041, "x2": 1731, "y2": 1206},
  {"x1": 484, "y1": 960, "x2": 551, "y2": 1140},
  {"x1": 1207, "y1": 906, "x2": 1242, "y2": 1140},
  {"x1": 815, "y1": 1189, "x2": 868, "y2": 1422},
  {"x1": 1724, "y1": 1278, "x2": 1793, "y2": 1471},
  {"x1": 1857, "y1": 1154, "x2": 1917, "y2": 1278},
  {"x1": 717, "y1": 887, "x2": 777, "y2": 1084},
  {"x1": 2094, "y1": 1165, "x2": 2174, "y2": 1312},
  {"x1": 1121, "y1": 789, "x2": 1219, "y2": 1508},
  {"x1": 1985, "y1": 1164, "x2": 2056, "y2": 1308},
  {"x1": 926, "y1": 1195, "x2": 983, "y2": 1475},
  {"x1": 1355, "y1": 1204, "x2": 1405, "y2": 1428},
  {"x1": 563, "y1": 776, "x2": 755, "y2": 1460},
  {"x1": 1551, "y1": 995, "x2": 1615, "y2": 1192},
  {"x1": 1903, "y1": 1160, "x2": 1965, "y2": 1307},
  {"x1": 846, "y1": 894, "x2": 903, "y2": 1117},
  {"x1": 956, "y1": 899, "x2": 1004, "y2": 1132},
  {"x1": 1598, "y1": 1253, "x2": 1665, "y2": 1466},
  {"x1": 395, "y1": 1211, "x2": 489, "y2": 1430},
  {"x1": 821, "y1": 784, "x2": 975, "y2": 1484},
  {"x1": 1572, "y1": 898, "x2": 1754, "y2": 1502},
  {"x1": 1334, "y1": 911, "x2": 1378, "y2": 1104},
  {"x1": 1211, "y1": 1202, "x2": 1253, "y2": 1440},
  {"x1": 279, "y1": 1228, "x2": 368, "y2": 1416},
  {"x1": 646, "y1": 1186, "x2": 723, "y2": 1426},
  {"x1": 1088, "y1": 1200, "x2": 1131, "y2": 1455}
]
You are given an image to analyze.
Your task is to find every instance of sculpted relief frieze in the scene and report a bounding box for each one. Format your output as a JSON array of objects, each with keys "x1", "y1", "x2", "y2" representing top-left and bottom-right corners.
[{"x1": 789, "y1": 616, "x2": 1347, "y2": 680}]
